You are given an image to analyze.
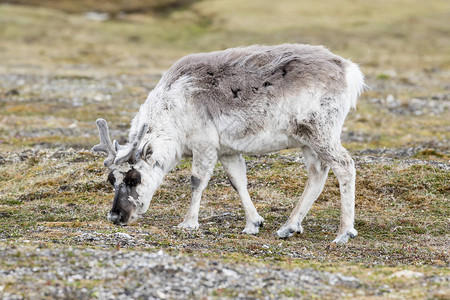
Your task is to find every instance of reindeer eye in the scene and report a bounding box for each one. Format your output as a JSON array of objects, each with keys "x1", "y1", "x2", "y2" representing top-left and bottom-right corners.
[
  {"x1": 107, "y1": 172, "x2": 115, "y2": 186},
  {"x1": 124, "y1": 170, "x2": 141, "y2": 187}
]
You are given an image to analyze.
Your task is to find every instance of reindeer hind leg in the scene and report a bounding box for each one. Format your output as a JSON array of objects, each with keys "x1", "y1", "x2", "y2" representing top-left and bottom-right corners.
[{"x1": 277, "y1": 145, "x2": 330, "y2": 238}]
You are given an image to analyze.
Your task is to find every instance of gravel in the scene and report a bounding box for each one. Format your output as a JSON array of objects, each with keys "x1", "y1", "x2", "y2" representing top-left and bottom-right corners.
[
  {"x1": 368, "y1": 94, "x2": 449, "y2": 116},
  {"x1": 0, "y1": 73, "x2": 160, "y2": 106},
  {"x1": 0, "y1": 244, "x2": 363, "y2": 299}
]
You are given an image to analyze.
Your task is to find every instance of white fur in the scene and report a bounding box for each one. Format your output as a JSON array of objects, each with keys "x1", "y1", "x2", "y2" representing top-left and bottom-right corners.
[
  {"x1": 100, "y1": 45, "x2": 365, "y2": 243},
  {"x1": 344, "y1": 61, "x2": 366, "y2": 109},
  {"x1": 133, "y1": 160, "x2": 164, "y2": 215}
]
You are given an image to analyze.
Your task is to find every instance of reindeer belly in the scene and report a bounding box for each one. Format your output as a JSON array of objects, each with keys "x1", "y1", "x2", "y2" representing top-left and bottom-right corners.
[
  {"x1": 217, "y1": 127, "x2": 301, "y2": 154},
  {"x1": 213, "y1": 101, "x2": 304, "y2": 154}
]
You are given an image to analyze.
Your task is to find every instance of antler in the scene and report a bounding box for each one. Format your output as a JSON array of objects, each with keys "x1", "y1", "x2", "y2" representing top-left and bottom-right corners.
[
  {"x1": 113, "y1": 123, "x2": 149, "y2": 165},
  {"x1": 92, "y1": 118, "x2": 116, "y2": 167},
  {"x1": 92, "y1": 118, "x2": 149, "y2": 167}
]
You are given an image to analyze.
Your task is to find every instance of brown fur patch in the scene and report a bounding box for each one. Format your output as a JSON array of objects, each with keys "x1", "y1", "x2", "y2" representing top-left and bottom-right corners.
[{"x1": 163, "y1": 44, "x2": 347, "y2": 137}]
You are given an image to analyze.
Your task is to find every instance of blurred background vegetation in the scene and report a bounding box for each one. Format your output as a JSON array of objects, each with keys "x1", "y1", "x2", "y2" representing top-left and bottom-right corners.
[{"x1": 1, "y1": 0, "x2": 448, "y2": 74}]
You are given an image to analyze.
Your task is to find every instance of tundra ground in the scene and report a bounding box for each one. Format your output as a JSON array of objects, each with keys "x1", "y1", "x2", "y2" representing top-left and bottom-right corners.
[{"x1": 0, "y1": 1, "x2": 449, "y2": 299}]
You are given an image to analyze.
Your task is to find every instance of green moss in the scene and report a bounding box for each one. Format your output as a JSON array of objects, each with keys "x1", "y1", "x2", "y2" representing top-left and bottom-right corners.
[{"x1": 376, "y1": 73, "x2": 391, "y2": 80}]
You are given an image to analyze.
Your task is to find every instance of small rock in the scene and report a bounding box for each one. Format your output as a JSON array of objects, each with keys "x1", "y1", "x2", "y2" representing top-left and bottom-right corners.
[
  {"x1": 222, "y1": 268, "x2": 239, "y2": 278},
  {"x1": 156, "y1": 290, "x2": 167, "y2": 299},
  {"x1": 113, "y1": 232, "x2": 132, "y2": 240},
  {"x1": 389, "y1": 270, "x2": 424, "y2": 279},
  {"x1": 386, "y1": 94, "x2": 395, "y2": 103},
  {"x1": 85, "y1": 12, "x2": 110, "y2": 22}
]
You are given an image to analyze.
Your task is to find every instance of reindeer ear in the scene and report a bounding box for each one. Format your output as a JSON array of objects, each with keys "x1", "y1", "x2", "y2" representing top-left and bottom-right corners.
[
  {"x1": 141, "y1": 140, "x2": 153, "y2": 160},
  {"x1": 112, "y1": 123, "x2": 149, "y2": 165}
]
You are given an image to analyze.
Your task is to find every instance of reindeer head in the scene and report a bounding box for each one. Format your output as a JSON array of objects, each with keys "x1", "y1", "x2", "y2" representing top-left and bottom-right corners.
[{"x1": 93, "y1": 118, "x2": 158, "y2": 225}]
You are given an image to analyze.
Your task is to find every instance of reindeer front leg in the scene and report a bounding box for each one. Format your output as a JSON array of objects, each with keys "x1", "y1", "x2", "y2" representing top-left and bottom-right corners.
[
  {"x1": 178, "y1": 144, "x2": 217, "y2": 230},
  {"x1": 220, "y1": 154, "x2": 264, "y2": 234}
]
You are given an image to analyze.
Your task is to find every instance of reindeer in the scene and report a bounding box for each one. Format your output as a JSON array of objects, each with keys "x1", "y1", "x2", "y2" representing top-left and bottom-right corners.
[{"x1": 93, "y1": 44, "x2": 365, "y2": 243}]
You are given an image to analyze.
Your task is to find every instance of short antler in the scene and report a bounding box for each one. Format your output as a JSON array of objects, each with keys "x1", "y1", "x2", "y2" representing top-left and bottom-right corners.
[
  {"x1": 113, "y1": 123, "x2": 149, "y2": 165},
  {"x1": 92, "y1": 118, "x2": 116, "y2": 167}
]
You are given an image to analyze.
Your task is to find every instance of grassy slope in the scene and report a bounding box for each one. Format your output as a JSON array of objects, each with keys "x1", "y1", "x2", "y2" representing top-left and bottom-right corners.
[{"x1": 0, "y1": 0, "x2": 449, "y2": 298}]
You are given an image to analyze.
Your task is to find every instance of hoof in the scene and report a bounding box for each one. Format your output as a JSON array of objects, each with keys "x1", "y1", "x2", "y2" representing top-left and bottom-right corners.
[
  {"x1": 242, "y1": 217, "x2": 264, "y2": 235},
  {"x1": 332, "y1": 228, "x2": 358, "y2": 244},
  {"x1": 276, "y1": 223, "x2": 303, "y2": 239},
  {"x1": 177, "y1": 221, "x2": 199, "y2": 230}
]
